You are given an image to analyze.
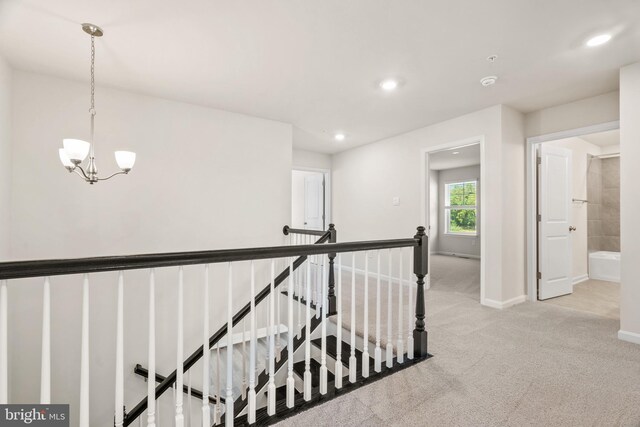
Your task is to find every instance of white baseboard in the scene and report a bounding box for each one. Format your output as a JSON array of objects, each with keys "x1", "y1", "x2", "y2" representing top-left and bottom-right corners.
[
  {"x1": 482, "y1": 294, "x2": 527, "y2": 310},
  {"x1": 436, "y1": 251, "x2": 481, "y2": 260},
  {"x1": 618, "y1": 330, "x2": 640, "y2": 345},
  {"x1": 572, "y1": 274, "x2": 589, "y2": 286}
]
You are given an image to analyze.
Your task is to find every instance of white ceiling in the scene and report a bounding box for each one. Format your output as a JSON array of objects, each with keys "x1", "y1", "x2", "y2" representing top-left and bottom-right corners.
[
  {"x1": 429, "y1": 143, "x2": 480, "y2": 170},
  {"x1": 1, "y1": 1, "x2": 639, "y2": 154},
  {"x1": 581, "y1": 129, "x2": 619, "y2": 147}
]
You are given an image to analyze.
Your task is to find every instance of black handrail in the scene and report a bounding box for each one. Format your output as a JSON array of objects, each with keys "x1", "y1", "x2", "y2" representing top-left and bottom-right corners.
[
  {"x1": 0, "y1": 237, "x2": 415, "y2": 281},
  {"x1": 0, "y1": 224, "x2": 427, "y2": 426},
  {"x1": 122, "y1": 232, "x2": 423, "y2": 425},
  {"x1": 282, "y1": 225, "x2": 326, "y2": 236},
  {"x1": 123, "y1": 239, "x2": 421, "y2": 424}
]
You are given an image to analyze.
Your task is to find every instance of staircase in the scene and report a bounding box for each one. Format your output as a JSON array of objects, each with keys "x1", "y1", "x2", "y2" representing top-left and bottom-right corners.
[{"x1": 0, "y1": 224, "x2": 431, "y2": 426}]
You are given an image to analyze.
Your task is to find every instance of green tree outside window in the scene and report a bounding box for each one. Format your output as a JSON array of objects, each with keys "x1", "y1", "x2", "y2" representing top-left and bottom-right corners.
[{"x1": 445, "y1": 181, "x2": 477, "y2": 234}]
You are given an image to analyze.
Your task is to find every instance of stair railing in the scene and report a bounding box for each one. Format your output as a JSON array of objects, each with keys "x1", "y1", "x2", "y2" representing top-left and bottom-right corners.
[{"x1": 0, "y1": 225, "x2": 429, "y2": 427}]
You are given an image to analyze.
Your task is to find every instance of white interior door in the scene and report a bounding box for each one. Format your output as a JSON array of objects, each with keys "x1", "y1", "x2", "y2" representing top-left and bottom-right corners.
[
  {"x1": 304, "y1": 174, "x2": 325, "y2": 230},
  {"x1": 538, "y1": 144, "x2": 573, "y2": 300}
]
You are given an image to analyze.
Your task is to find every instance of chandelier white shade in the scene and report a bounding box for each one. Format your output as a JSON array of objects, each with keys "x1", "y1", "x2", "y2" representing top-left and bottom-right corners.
[
  {"x1": 62, "y1": 139, "x2": 90, "y2": 163},
  {"x1": 114, "y1": 151, "x2": 136, "y2": 171},
  {"x1": 58, "y1": 148, "x2": 75, "y2": 169},
  {"x1": 59, "y1": 23, "x2": 136, "y2": 184}
]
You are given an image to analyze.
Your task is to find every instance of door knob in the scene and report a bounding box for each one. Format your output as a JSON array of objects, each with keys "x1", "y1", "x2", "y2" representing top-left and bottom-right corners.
[{"x1": 569, "y1": 226, "x2": 576, "y2": 232}]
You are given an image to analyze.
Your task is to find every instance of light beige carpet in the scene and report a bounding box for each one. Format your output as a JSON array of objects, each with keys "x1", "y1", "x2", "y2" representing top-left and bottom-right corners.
[
  {"x1": 277, "y1": 256, "x2": 640, "y2": 426},
  {"x1": 543, "y1": 279, "x2": 620, "y2": 320}
]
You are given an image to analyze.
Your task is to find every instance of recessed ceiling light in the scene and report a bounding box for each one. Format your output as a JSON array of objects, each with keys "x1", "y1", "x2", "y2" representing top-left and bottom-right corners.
[
  {"x1": 380, "y1": 79, "x2": 399, "y2": 91},
  {"x1": 452, "y1": 151, "x2": 460, "y2": 155},
  {"x1": 480, "y1": 75, "x2": 498, "y2": 87},
  {"x1": 334, "y1": 133, "x2": 346, "y2": 141},
  {"x1": 586, "y1": 34, "x2": 612, "y2": 47}
]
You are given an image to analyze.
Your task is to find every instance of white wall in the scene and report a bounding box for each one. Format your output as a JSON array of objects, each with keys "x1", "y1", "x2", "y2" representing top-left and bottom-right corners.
[
  {"x1": 435, "y1": 165, "x2": 481, "y2": 257},
  {"x1": 619, "y1": 62, "x2": 640, "y2": 344},
  {"x1": 428, "y1": 169, "x2": 439, "y2": 252},
  {"x1": 7, "y1": 71, "x2": 293, "y2": 424},
  {"x1": 524, "y1": 91, "x2": 619, "y2": 138},
  {"x1": 501, "y1": 106, "x2": 527, "y2": 302},
  {"x1": 292, "y1": 148, "x2": 331, "y2": 170},
  {"x1": 332, "y1": 105, "x2": 526, "y2": 306},
  {"x1": 546, "y1": 137, "x2": 602, "y2": 282},
  {"x1": 0, "y1": 55, "x2": 11, "y2": 260}
]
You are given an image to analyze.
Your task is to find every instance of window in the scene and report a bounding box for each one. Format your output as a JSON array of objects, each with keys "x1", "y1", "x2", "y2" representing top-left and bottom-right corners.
[{"x1": 444, "y1": 180, "x2": 477, "y2": 235}]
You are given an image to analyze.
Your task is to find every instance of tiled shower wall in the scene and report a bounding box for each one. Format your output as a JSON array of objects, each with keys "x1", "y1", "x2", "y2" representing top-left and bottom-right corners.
[{"x1": 588, "y1": 156, "x2": 620, "y2": 252}]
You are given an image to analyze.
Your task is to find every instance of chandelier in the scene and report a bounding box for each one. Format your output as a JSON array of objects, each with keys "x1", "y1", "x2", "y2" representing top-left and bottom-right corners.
[{"x1": 58, "y1": 23, "x2": 136, "y2": 184}]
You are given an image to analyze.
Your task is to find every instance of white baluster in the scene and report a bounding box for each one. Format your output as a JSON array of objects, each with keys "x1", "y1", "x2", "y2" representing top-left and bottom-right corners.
[
  {"x1": 214, "y1": 346, "x2": 221, "y2": 425},
  {"x1": 115, "y1": 272, "x2": 124, "y2": 427},
  {"x1": 286, "y1": 259, "x2": 295, "y2": 408},
  {"x1": 248, "y1": 261, "x2": 257, "y2": 424},
  {"x1": 349, "y1": 253, "x2": 357, "y2": 383},
  {"x1": 267, "y1": 260, "x2": 276, "y2": 415},
  {"x1": 386, "y1": 250, "x2": 393, "y2": 368},
  {"x1": 276, "y1": 258, "x2": 282, "y2": 361},
  {"x1": 148, "y1": 269, "x2": 157, "y2": 427},
  {"x1": 319, "y1": 256, "x2": 328, "y2": 394},
  {"x1": 40, "y1": 277, "x2": 51, "y2": 404},
  {"x1": 374, "y1": 251, "x2": 382, "y2": 373},
  {"x1": 334, "y1": 254, "x2": 343, "y2": 389},
  {"x1": 202, "y1": 265, "x2": 210, "y2": 427},
  {"x1": 303, "y1": 257, "x2": 312, "y2": 401},
  {"x1": 315, "y1": 253, "x2": 321, "y2": 318},
  {"x1": 241, "y1": 318, "x2": 247, "y2": 400},
  {"x1": 79, "y1": 274, "x2": 90, "y2": 427},
  {"x1": 360, "y1": 254, "x2": 369, "y2": 379},
  {"x1": 262, "y1": 294, "x2": 271, "y2": 374},
  {"x1": 397, "y1": 250, "x2": 404, "y2": 364},
  {"x1": 265, "y1": 292, "x2": 270, "y2": 370},
  {"x1": 297, "y1": 253, "x2": 302, "y2": 338},
  {"x1": 0, "y1": 280, "x2": 7, "y2": 404},
  {"x1": 176, "y1": 267, "x2": 185, "y2": 427},
  {"x1": 407, "y1": 249, "x2": 414, "y2": 360},
  {"x1": 187, "y1": 371, "x2": 192, "y2": 427},
  {"x1": 225, "y1": 263, "x2": 234, "y2": 426}
]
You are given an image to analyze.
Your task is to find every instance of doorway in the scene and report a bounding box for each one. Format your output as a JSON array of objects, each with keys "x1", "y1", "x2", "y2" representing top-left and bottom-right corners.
[
  {"x1": 291, "y1": 168, "x2": 330, "y2": 231},
  {"x1": 527, "y1": 121, "x2": 620, "y2": 319},
  {"x1": 422, "y1": 137, "x2": 486, "y2": 304}
]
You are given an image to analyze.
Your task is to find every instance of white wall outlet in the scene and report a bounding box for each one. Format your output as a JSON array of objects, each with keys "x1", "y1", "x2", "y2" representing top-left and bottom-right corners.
[{"x1": 392, "y1": 196, "x2": 400, "y2": 206}]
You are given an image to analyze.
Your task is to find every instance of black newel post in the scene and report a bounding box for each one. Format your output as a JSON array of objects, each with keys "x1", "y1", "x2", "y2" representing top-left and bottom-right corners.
[
  {"x1": 327, "y1": 224, "x2": 338, "y2": 315},
  {"x1": 413, "y1": 226, "x2": 429, "y2": 358}
]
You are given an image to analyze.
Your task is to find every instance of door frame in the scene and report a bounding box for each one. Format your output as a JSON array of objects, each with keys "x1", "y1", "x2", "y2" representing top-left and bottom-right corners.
[
  {"x1": 525, "y1": 120, "x2": 619, "y2": 302},
  {"x1": 421, "y1": 135, "x2": 486, "y2": 305},
  {"x1": 291, "y1": 167, "x2": 332, "y2": 230}
]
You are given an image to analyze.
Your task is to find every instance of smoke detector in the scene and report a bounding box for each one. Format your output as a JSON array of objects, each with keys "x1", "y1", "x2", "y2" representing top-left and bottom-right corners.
[{"x1": 480, "y1": 75, "x2": 498, "y2": 87}]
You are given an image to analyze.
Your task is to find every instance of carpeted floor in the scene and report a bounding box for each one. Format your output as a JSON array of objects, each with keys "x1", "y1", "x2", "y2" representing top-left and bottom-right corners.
[
  {"x1": 543, "y1": 279, "x2": 620, "y2": 320},
  {"x1": 276, "y1": 255, "x2": 640, "y2": 426}
]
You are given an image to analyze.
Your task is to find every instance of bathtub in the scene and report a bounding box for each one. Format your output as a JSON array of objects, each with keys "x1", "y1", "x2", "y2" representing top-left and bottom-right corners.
[{"x1": 589, "y1": 251, "x2": 620, "y2": 282}]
